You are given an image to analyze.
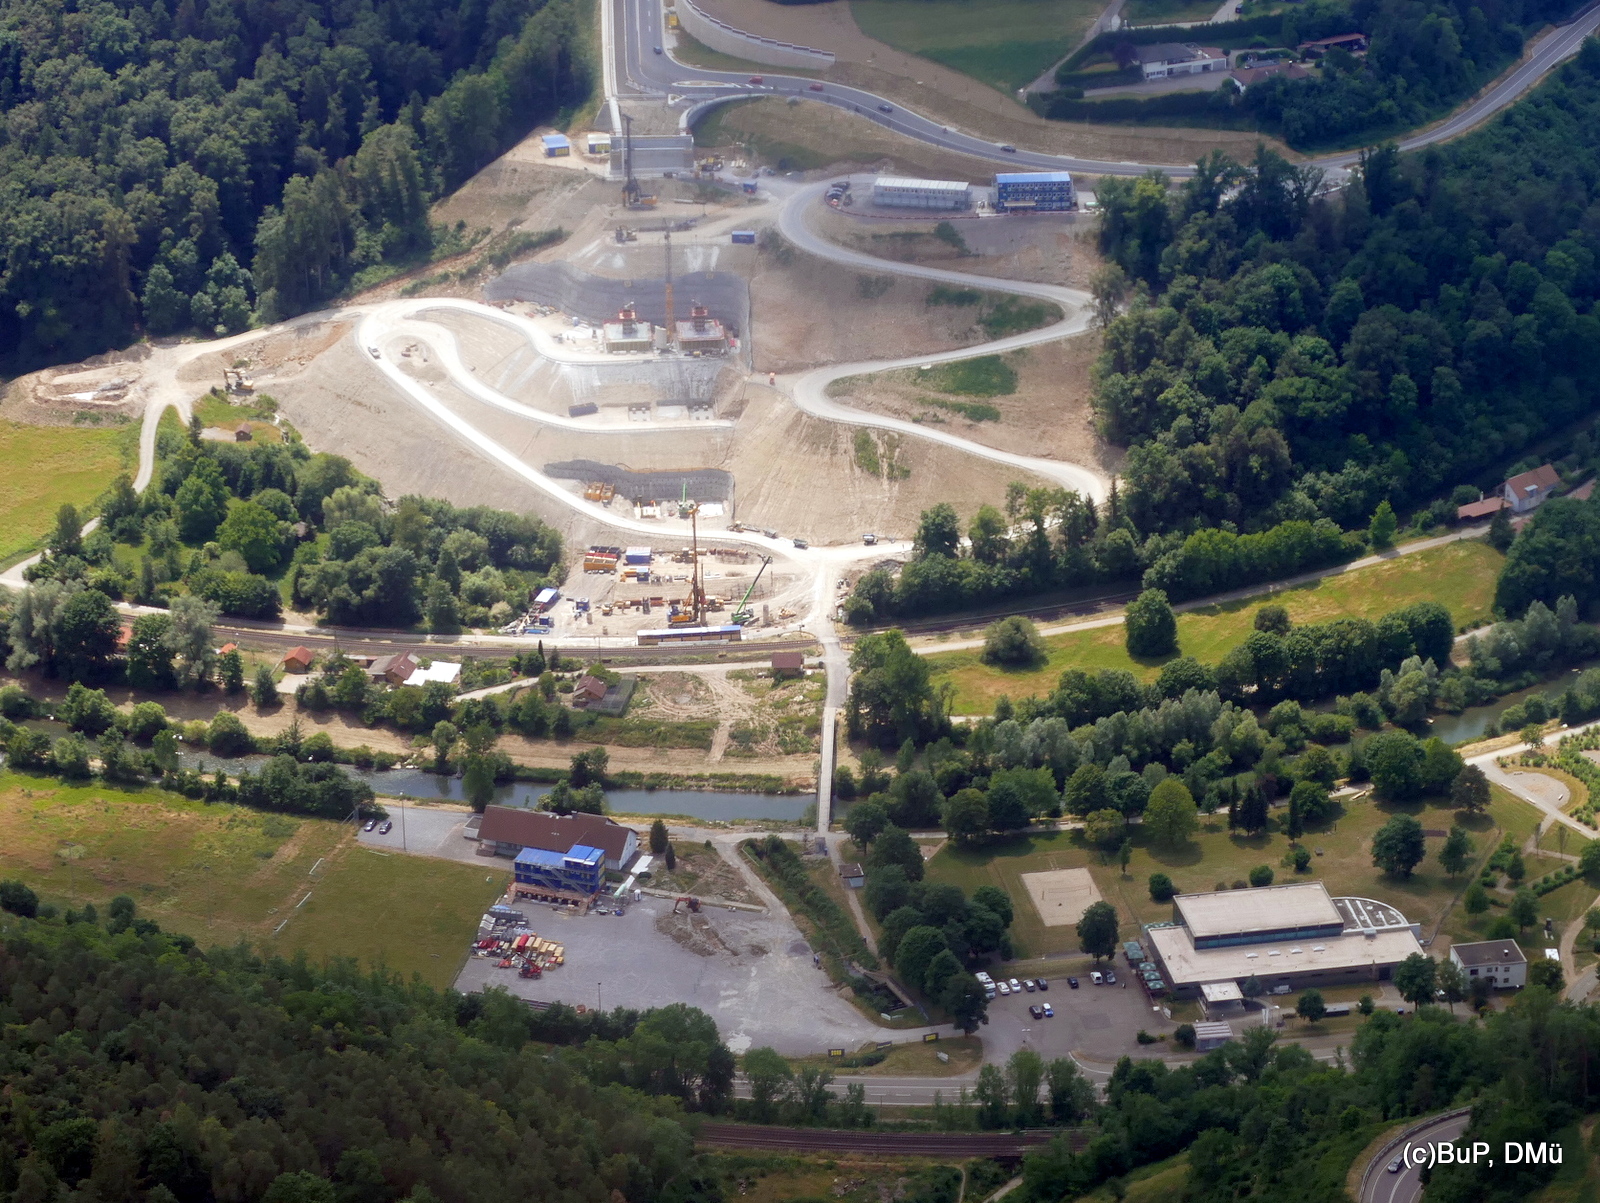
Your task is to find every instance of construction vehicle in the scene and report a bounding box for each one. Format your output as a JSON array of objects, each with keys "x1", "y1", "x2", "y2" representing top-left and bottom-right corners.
[
  {"x1": 620, "y1": 115, "x2": 657, "y2": 208},
  {"x1": 731, "y1": 556, "x2": 773, "y2": 624},
  {"x1": 673, "y1": 896, "x2": 701, "y2": 914},
  {"x1": 614, "y1": 226, "x2": 637, "y2": 243}
]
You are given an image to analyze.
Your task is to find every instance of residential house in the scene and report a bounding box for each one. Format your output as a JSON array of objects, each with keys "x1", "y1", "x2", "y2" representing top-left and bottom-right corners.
[
  {"x1": 1502, "y1": 464, "x2": 1560, "y2": 514},
  {"x1": 572, "y1": 675, "x2": 610, "y2": 707},
  {"x1": 367, "y1": 652, "x2": 419, "y2": 685},
  {"x1": 1135, "y1": 43, "x2": 1228, "y2": 80},
  {"x1": 1298, "y1": 32, "x2": 1368, "y2": 56},
  {"x1": 1449, "y1": 939, "x2": 1527, "y2": 989}
]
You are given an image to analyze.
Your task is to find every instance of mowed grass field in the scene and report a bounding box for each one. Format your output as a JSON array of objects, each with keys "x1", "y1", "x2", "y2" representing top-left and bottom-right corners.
[
  {"x1": 851, "y1": 0, "x2": 1105, "y2": 92},
  {"x1": 926, "y1": 539, "x2": 1506, "y2": 714},
  {"x1": 0, "y1": 420, "x2": 134, "y2": 566},
  {"x1": 925, "y1": 782, "x2": 1541, "y2": 960},
  {"x1": 0, "y1": 772, "x2": 505, "y2": 987}
]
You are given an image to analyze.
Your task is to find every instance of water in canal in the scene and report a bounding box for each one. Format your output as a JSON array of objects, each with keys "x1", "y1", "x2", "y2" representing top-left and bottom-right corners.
[{"x1": 176, "y1": 752, "x2": 809, "y2": 821}]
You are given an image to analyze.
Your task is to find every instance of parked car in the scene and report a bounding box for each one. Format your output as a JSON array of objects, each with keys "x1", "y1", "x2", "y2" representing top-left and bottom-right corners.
[
  {"x1": 1035, "y1": 978, "x2": 1049, "y2": 991},
  {"x1": 1042, "y1": 1003, "x2": 1054, "y2": 1017},
  {"x1": 1028, "y1": 1004, "x2": 1043, "y2": 1019},
  {"x1": 379, "y1": 821, "x2": 393, "y2": 835},
  {"x1": 1068, "y1": 977, "x2": 1079, "y2": 989},
  {"x1": 1008, "y1": 978, "x2": 1022, "y2": 992},
  {"x1": 363, "y1": 819, "x2": 377, "y2": 832},
  {"x1": 809, "y1": 82, "x2": 824, "y2": 91},
  {"x1": 1090, "y1": 970, "x2": 1104, "y2": 985},
  {"x1": 1022, "y1": 979, "x2": 1036, "y2": 992},
  {"x1": 1105, "y1": 970, "x2": 1118, "y2": 985},
  {"x1": 998, "y1": 981, "x2": 1011, "y2": 995}
]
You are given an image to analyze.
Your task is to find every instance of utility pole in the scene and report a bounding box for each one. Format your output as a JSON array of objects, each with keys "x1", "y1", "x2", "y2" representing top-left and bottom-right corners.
[{"x1": 663, "y1": 228, "x2": 674, "y2": 350}]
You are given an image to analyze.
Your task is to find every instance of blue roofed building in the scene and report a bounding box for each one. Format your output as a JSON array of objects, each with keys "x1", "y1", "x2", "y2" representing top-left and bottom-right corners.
[
  {"x1": 541, "y1": 132, "x2": 572, "y2": 157},
  {"x1": 994, "y1": 171, "x2": 1076, "y2": 213},
  {"x1": 513, "y1": 843, "x2": 607, "y2": 907}
]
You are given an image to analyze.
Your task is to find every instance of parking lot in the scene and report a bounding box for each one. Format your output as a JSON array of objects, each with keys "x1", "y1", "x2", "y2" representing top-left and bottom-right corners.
[
  {"x1": 977, "y1": 966, "x2": 1178, "y2": 1067},
  {"x1": 455, "y1": 893, "x2": 935, "y2": 1054},
  {"x1": 357, "y1": 804, "x2": 483, "y2": 865}
]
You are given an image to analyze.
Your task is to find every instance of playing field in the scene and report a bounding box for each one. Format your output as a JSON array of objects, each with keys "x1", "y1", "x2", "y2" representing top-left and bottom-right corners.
[
  {"x1": 0, "y1": 420, "x2": 133, "y2": 566},
  {"x1": 851, "y1": 0, "x2": 1105, "y2": 92},
  {"x1": 1020, "y1": 866, "x2": 1102, "y2": 927},
  {"x1": 0, "y1": 772, "x2": 504, "y2": 987},
  {"x1": 926, "y1": 538, "x2": 1506, "y2": 714}
]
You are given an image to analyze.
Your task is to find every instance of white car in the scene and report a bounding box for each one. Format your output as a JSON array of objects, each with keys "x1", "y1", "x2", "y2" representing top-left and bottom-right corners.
[
  {"x1": 997, "y1": 981, "x2": 1011, "y2": 996},
  {"x1": 1008, "y1": 978, "x2": 1022, "y2": 992},
  {"x1": 1090, "y1": 970, "x2": 1104, "y2": 985}
]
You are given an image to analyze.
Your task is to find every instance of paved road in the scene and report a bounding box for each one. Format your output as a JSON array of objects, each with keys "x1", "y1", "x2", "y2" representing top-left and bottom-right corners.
[
  {"x1": 1360, "y1": 1111, "x2": 1474, "y2": 1203},
  {"x1": 613, "y1": 0, "x2": 1600, "y2": 176}
]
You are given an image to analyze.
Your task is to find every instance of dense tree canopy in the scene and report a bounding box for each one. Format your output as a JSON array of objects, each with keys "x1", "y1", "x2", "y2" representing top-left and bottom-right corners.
[{"x1": 0, "y1": 0, "x2": 589, "y2": 371}]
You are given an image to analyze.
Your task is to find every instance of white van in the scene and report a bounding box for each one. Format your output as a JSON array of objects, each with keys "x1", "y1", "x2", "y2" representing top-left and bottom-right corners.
[{"x1": 1090, "y1": 970, "x2": 1105, "y2": 985}]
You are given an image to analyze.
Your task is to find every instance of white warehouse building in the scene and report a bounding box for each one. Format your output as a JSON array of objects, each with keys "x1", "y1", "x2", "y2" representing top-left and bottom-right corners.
[{"x1": 871, "y1": 176, "x2": 972, "y2": 211}]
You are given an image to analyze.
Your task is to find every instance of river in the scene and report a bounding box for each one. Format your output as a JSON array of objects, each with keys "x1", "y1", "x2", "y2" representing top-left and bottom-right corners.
[{"x1": 175, "y1": 752, "x2": 809, "y2": 821}]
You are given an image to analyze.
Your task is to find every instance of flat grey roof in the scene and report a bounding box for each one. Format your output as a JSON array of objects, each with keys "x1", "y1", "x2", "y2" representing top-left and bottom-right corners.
[
  {"x1": 1174, "y1": 882, "x2": 1344, "y2": 939},
  {"x1": 1148, "y1": 924, "x2": 1424, "y2": 986},
  {"x1": 1451, "y1": 939, "x2": 1527, "y2": 967}
]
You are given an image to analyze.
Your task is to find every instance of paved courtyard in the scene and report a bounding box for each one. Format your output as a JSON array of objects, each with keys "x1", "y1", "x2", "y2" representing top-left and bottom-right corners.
[
  {"x1": 357, "y1": 803, "x2": 483, "y2": 864},
  {"x1": 978, "y1": 966, "x2": 1178, "y2": 1067},
  {"x1": 455, "y1": 893, "x2": 932, "y2": 1054}
]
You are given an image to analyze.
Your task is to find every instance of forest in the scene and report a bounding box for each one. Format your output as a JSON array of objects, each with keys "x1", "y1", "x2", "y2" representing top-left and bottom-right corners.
[
  {"x1": 850, "y1": 45, "x2": 1600, "y2": 625},
  {"x1": 2, "y1": 891, "x2": 1598, "y2": 1203},
  {"x1": 1040, "y1": 0, "x2": 1585, "y2": 149},
  {"x1": 0, "y1": 0, "x2": 590, "y2": 372},
  {"x1": 7, "y1": 415, "x2": 562, "y2": 649}
]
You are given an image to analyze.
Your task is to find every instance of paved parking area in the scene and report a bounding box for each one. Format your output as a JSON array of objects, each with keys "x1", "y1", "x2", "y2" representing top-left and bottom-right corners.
[
  {"x1": 357, "y1": 804, "x2": 483, "y2": 865},
  {"x1": 979, "y1": 969, "x2": 1175, "y2": 1066},
  {"x1": 455, "y1": 894, "x2": 928, "y2": 1054}
]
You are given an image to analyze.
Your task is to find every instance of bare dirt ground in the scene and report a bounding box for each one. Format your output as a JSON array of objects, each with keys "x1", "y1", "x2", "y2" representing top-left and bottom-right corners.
[
  {"x1": 695, "y1": 0, "x2": 1294, "y2": 163},
  {"x1": 814, "y1": 206, "x2": 1105, "y2": 289},
  {"x1": 827, "y1": 337, "x2": 1118, "y2": 473},
  {"x1": 750, "y1": 241, "x2": 1005, "y2": 372}
]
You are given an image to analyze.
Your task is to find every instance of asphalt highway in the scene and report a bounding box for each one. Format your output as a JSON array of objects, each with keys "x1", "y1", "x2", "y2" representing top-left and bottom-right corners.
[
  {"x1": 1360, "y1": 1111, "x2": 1474, "y2": 1203},
  {"x1": 612, "y1": 0, "x2": 1600, "y2": 176}
]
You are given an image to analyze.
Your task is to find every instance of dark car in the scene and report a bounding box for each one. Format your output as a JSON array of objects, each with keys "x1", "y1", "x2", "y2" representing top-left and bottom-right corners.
[
  {"x1": 1067, "y1": 977, "x2": 1079, "y2": 989},
  {"x1": 1000, "y1": 144, "x2": 1017, "y2": 152},
  {"x1": 1028, "y1": 1004, "x2": 1043, "y2": 1019},
  {"x1": 1036, "y1": 978, "x2": 1049, "y2": 991},
  {"x1": 379, "y1": 820, "x2": 393, "y2": 835},
  {"x1": 652, "y1": 45, "x2": 662, "y2": 53},
  {"x1": 363, "y1": 819, "x2": 377, "y2": 832},
  {"x1": 1022, "y1": 978, "x2": 1036, "y2": 992},
  {"x1": 877, "y1": 103, "x2": 893, "y2": 113},
  {"x1": 809, "y1": 82, "x2": 824, "y2": 91}
]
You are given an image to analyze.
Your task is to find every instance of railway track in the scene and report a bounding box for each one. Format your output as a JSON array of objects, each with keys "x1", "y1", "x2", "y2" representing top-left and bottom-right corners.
[
  {"x1": 694, "y1": 1122, "x2": 1075, "y2": 1156},
  {"x1": 209, "y1": 623, "x2": 818, "y2": 664}
]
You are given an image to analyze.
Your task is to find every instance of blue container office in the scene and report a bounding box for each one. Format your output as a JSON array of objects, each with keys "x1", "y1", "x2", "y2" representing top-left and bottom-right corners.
[
  {"x1": 514, "y1": 843, "x2": 605, "y2": 900},
  {"x1": 994, "y1": 171, "x2": 1076, "y2": 213}
]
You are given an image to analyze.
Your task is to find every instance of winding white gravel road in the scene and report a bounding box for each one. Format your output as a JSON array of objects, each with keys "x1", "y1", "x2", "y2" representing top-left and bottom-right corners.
[{"x1": 777, "y1": 181, "x2": 1109, "y2": 501}]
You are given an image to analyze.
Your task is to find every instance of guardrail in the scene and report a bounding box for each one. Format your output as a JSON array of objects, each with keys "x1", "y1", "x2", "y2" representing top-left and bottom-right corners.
[{"x1": 1356, "y1": 1107, "x2": 1474, "y2": 1203}]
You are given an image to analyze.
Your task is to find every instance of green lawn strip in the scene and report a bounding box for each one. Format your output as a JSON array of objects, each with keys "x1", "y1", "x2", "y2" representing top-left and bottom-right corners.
[
  {"x1": 269, "y1": 843, "x2": 506, "y2": 988},
  {"x1": 851, "y1": 0, "x2": 1103, "y2": 91},
  {"x1": 1122, "y1": 0, "x2": 1227, "y2": 24},
  {"x1": 0, "y1": 420, "x2": 134, "y2": 566},
  {"x1": 926, "y1": 785, "x2": 1541, "y2": 961},
  {"x1": 927, "y1": 539, "x2": 1506, "y2": 714}
]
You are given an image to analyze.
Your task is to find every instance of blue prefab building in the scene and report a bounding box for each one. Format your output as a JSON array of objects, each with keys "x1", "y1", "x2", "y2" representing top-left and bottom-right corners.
[
  {"x1": 994, "y1": 171, "x2": 1076, "y2": 213},
  {"x1": 542, "y1": 133, "x2": 572, "y2": 157},
  {"x1": 513, "y1": 843, "x2": 606, "y2": 903}
]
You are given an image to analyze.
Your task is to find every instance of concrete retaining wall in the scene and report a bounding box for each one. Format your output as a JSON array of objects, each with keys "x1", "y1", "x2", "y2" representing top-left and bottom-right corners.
[{"x1": 673, "y1": 0, "x2": 835, "y2": 70}]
